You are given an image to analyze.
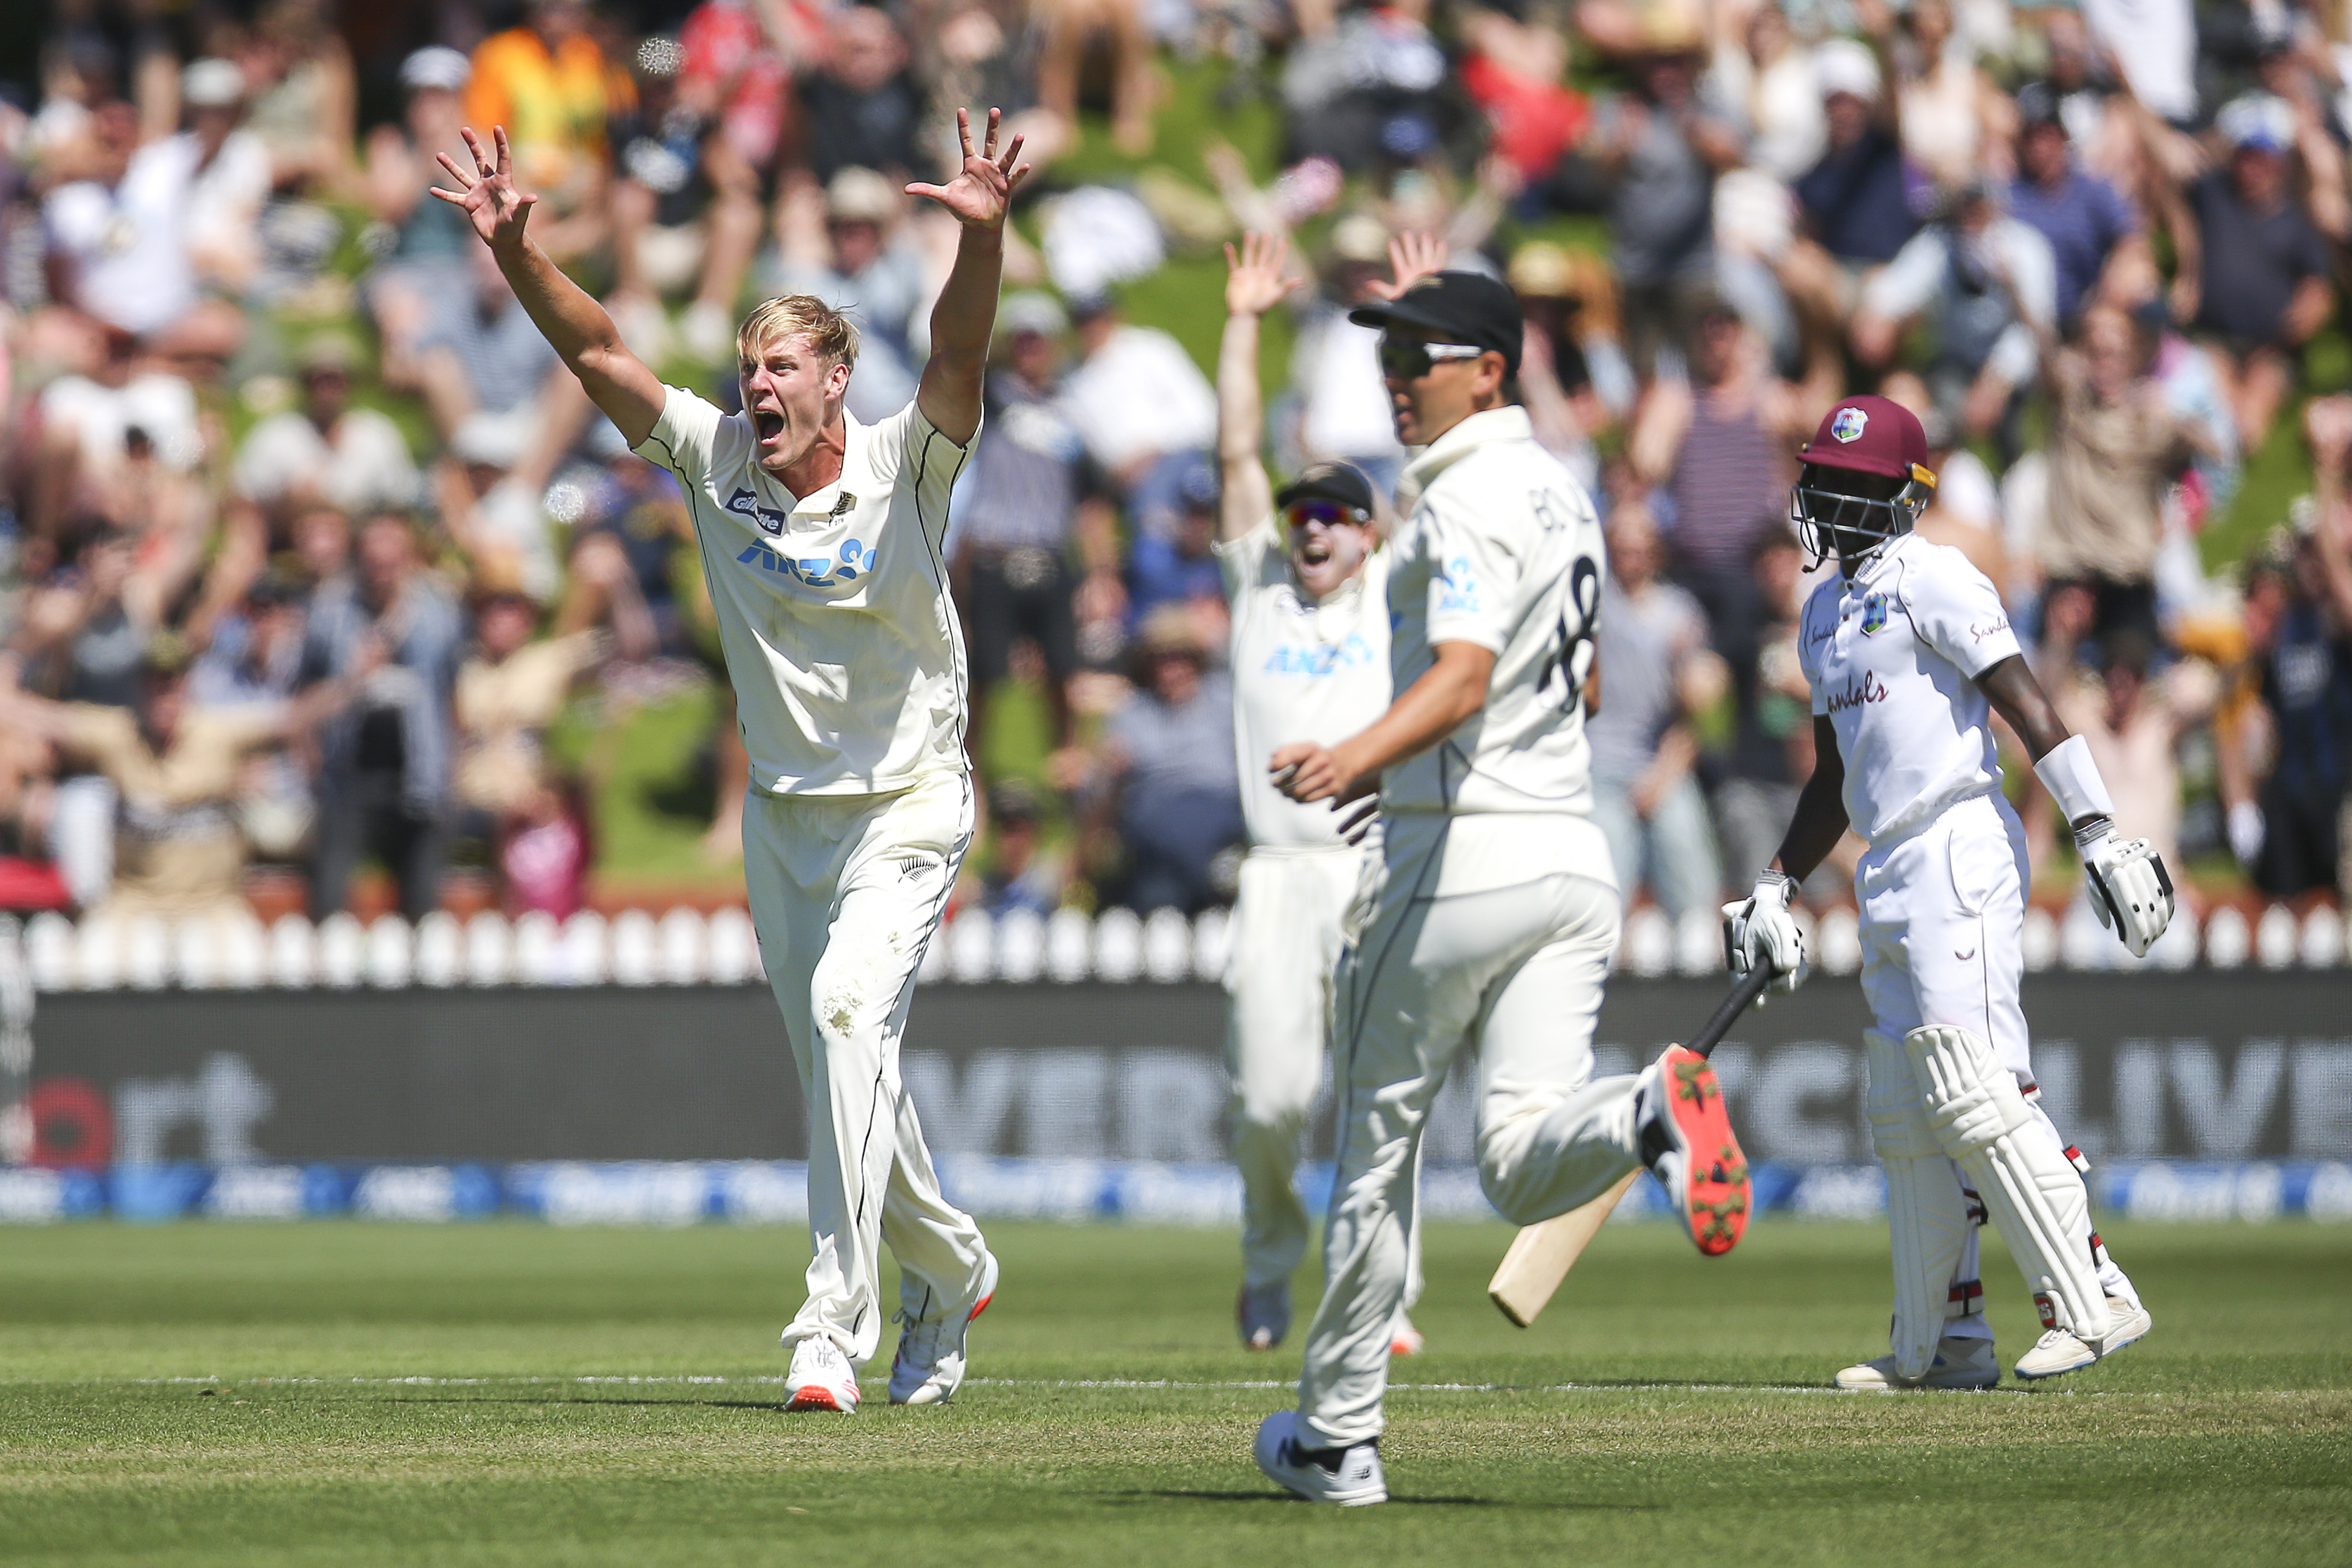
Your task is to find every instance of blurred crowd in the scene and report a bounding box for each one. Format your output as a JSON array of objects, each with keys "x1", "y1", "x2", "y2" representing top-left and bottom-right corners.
[{"x1": 0, "y1": 0, "x2": 2348, "y2": 936}]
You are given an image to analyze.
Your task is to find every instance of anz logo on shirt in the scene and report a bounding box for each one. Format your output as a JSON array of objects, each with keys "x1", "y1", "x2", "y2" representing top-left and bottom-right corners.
[
  {"x1": 1263, "y1": 634, "x2": 1376, "y2": 677},
  {"x1": 736, "y1": 538, "x2": 877, "y2": 590},
  {"x1": 1435, "y1": 555, "x2": 1481, "y2": 615}
]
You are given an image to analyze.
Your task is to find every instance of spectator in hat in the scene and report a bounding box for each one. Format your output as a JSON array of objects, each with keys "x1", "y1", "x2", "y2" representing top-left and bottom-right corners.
[
  {"x1": 2003, "y1": 83, "x2": 2145, "y2": 334},
  {"x1": 365, "y1": 48, "x2": 481, "y2": 372},
  {"x1": 1093, "y1": 605, "x2": 1243, "y2": 913},
  {"x1": 2169, "y1": 93, "x2": 2336, "y2": 453},
  {"x1": 1581, "y1": 10, "x2": 1744, "y2": 379},
  {"x1": 1789, "y1": 37, "x2": 1916, "y2": 271},
  {"x1": 38, "y1": 99, "x2": 243, "y2": 364},
  {"x1": 1852, "y1": 182, "x2": 2056, "y2": 451},
  {"x1": 177, "y1": 57, "x2": 274, "y2": 298},
  {"x1": 1062, "y1": 293, "x2": 1219, "y2": 518},
  {"x1": 1511, "y1": 240, "x2": 1626, "y2": 498},
  {"x1": 763, "y1": 165, "x2": 930, "y2": 423},
  {"x1": 232, "y1": 336, "x2": 421, "y2": 531},
  {"x1": 1127, "y1": 456, "x2": 1230, "y2": 633},
  {"x1": 948, "y1": 291, "x2": 1123, "y2": 782}
]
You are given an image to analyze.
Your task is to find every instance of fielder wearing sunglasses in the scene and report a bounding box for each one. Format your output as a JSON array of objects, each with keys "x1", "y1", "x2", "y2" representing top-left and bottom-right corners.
[{"x1": 1376, "y1": 338, "x2": 1490, "y2": 380}]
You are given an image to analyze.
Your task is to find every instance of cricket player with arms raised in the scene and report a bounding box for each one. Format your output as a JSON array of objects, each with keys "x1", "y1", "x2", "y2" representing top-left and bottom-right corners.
[
  {"x1": 1726, "y1": 394, "x2": 2165, "y2": 1389},
  {"x1": 1255, "y1": 271, "x2": 1753, "y2": 1505},
  {"x1": 432, "y1": 114, "x2": 1029, "y2": 1413},
  {"x1": 1213, "y1": 230, "x2": 1439, "y2": 1357}
]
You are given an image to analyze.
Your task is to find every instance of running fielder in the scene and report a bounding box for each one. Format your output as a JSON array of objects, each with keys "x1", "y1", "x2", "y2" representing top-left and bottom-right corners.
[
  {"x1": 1727, "y1": 394, "x2": 2164, "y2": 1390},
  {"x1": 433, "y1": 115, "x2": 1028, "y2": 1413},
  {"x1": 1254, "y1": 272, "x2": 1752, "y2": 1505},
  {"x1": 1215, "y1": 231, "x2": 1427, "y2": 1356}
]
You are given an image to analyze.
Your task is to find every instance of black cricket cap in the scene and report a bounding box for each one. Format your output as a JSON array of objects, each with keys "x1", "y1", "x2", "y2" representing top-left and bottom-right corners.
[
  {"x1": 1350, "y1": 270, "x2": 1524, "y2": 376},
  {"x1": 1274, "y1": 462, "x2": 1376, "y2": 517}
]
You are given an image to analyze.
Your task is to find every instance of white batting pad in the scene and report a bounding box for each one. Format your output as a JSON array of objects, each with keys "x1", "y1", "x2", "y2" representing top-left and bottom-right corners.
[
  {"x1": 1866, "y1": 1031, "x2": 1974, "y2": 1380},
  {"x1": 1904, "y1": 1024, "x2": 2111, "y2": 1343}
]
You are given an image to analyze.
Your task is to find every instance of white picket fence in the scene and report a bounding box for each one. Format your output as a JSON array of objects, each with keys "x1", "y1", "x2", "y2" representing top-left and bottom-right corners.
[{"x1": 9, "y1": 899, "x2": 2346, "y2": 993}]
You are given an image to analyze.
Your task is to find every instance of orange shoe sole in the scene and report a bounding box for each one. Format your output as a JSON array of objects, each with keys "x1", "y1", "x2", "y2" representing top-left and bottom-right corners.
[
  {"x1": 1661, "y1": 1045, "x2": 1749, "y2": 1257},
  {"x1": 785, "y1": 1385, "x2": 855, "y2": 1412}
]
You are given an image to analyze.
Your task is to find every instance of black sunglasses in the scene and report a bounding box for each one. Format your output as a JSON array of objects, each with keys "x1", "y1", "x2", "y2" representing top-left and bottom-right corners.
[
  {"x1": 1378, "y1": 338, "x2": 1488, "y2": 379},
  {"x1": 1284, "y1": 500, "x2": 1368, "y2": 529}
]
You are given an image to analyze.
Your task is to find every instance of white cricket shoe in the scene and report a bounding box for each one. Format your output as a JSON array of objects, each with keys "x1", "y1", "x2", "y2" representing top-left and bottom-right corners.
[
  {"x1": 1389, "y1": 1313, "x2": 1424, "y2": 1357},
  {"x1": 2014, "y1": 1296, "x2": 2153, "y2": 1382},
  {"x1": 784, "y1": 1335, "x2": 859, "y2": 1413},
  {"x1": 1237, "y1": 1280, "x2": 1291, "y2": 1351},
  {"x1": 888, "y1": 1250, "x2": 1001, "y2": 1406},
  {"x1": 1835, "y1": 1335, "x2": 2000, "y2": 1390},
  {"x1": 1254, "y1": 1411, "x2": 1386, "y2": 1506}
]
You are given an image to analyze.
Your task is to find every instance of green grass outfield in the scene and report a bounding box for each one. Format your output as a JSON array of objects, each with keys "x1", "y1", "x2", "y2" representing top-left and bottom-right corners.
[{"x1": 2, "y1": 1219, "x2": 2347, "y2": 1566}]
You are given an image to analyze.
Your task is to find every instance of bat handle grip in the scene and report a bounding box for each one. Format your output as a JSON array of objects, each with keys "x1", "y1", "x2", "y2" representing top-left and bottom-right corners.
[{"x1": 1685, "y1": 966, "x2": 1774, "y2": 1059}]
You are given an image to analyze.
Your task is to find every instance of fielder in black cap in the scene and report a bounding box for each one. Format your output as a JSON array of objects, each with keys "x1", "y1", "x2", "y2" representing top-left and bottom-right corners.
[
  {"x1": 1273, "y1": 461, "x2": 1376, "y2": 518},
  {"x1": 1347, "y1": 270, "x2": 1524, "y2": 446}
]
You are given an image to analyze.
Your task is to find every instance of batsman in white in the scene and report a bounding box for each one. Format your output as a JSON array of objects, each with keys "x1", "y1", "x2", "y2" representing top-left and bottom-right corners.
[
  {"x1": 1255, "y1": 271, "x2": 1753, "y2": 1505},
  {"x1": 433, "y1": 114, "x2": 1030, "y2": 1414},
  {"x1": 1213, "y1": 231, "x2": 1439, "y2": 1358},
  {"x1": 1726, "y1": 394, "x2": 2168, "y2": 1391}
]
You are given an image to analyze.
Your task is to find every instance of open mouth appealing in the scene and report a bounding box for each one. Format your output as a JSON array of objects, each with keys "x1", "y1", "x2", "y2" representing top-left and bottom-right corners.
[
  {"x1": 753, "y1": 410, "x2": 785, "y2": 443},
  {"x1": 1298, "y1": 538, "x2": 1333, "y2": 567}
]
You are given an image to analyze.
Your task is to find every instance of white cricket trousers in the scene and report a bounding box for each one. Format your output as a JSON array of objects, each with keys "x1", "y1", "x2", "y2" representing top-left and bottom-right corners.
[
  {"x1": 1298, "y1": 812, "x2": 1628, "y2": 1447},
  {"x1": 1227, "y1": 846, "x2": 1422, "y2": 1307},
  {"x1": 1855, "y1": 791, "x2": 2137, "y2": 1318},
  {"x1": 743, "y1": 772, "x2": 991, "y2": 1365}
]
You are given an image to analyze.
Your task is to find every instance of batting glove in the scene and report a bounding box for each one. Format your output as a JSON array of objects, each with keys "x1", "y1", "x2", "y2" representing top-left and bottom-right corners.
[
  {"x1": 2079, "y1": 818, "x2": 2175, "y2": 958},
  {"x1": 1722, "y1": 870, "x2": 1806, "y2": 998}
]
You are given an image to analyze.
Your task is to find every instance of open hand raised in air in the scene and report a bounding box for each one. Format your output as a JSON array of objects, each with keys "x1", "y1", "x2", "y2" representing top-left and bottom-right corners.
[
  {"x1": 429, "y1": 125, "x2": 536, "y2": 249},
  {"x1": 906, "y1": 107, "x2": 1032, "y2": 230},
  {"x1": 1225, "y1": 231, "x2": 1303, "y2": 318}
]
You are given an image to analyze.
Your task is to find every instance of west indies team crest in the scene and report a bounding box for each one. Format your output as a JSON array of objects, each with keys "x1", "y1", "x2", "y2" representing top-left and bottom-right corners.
[
  {"x1": 1861, "y1": 591, "x2": 1890, "y2": 635},
  {"x1": 1830, "y1": 406, "x2": 1869, "y2": 443}
]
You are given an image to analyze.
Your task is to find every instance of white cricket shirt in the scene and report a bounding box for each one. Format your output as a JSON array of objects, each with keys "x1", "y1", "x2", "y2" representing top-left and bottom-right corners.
[
  {"x1": 1217, "y1": 516, "x2": 1392, "y2": 851},
  {"x1": 1797, "y1": 531, "x2": 2024, "y2": 846},
  {"x1": 1383, "y1": 406, "x2": 1608, "y2": 821},
  {"x1": 634, "y1": 384, "x2": 973, "y2": 795}
]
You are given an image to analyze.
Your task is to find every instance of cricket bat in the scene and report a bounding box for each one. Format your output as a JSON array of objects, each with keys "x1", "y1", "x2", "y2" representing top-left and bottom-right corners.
[{"x1": 1485, "y1": 965, "x2": 1774, "y2": 1327}]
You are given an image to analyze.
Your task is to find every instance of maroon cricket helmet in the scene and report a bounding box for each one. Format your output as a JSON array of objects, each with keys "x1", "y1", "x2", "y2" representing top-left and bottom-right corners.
[
  {"x1": 1796, "y1": 395, "x2": 1934, "y2": 483},
  {"x1": 1788, "y1": 395, "x2": 1937, "y2": 567}
]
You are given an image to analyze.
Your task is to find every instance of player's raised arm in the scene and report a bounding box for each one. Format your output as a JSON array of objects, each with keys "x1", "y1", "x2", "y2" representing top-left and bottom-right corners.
[
  {"x1": 430, "y1": 126, "x2": 664, "y2": 449},
  {"x1": 1217, "y1": 231, "x2": 1299, "y2": 541},
  {"x1": 909, "y1": 108, "x2": 1033, "y2": 446}
]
